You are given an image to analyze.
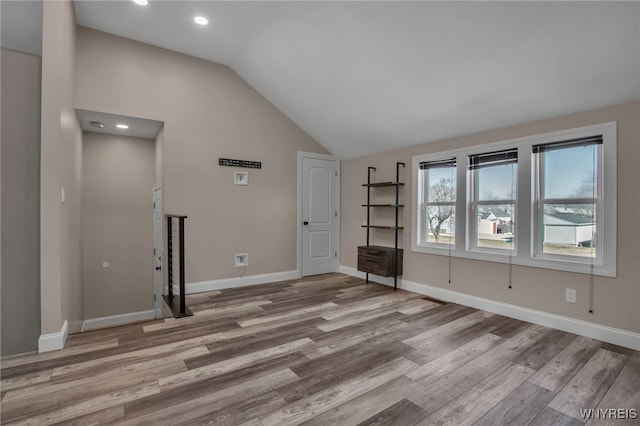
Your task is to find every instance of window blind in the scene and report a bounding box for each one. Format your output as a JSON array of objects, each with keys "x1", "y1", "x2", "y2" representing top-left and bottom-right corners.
[
  {"x1": 419, "y1": 158, "x2": 456, "y2": 170},
  {"x1": 468, "y1": 149, "x2": 518, "y2": 170},
  {"x1": 532, "y1": 135, "x2": 602, "y2": 153}
]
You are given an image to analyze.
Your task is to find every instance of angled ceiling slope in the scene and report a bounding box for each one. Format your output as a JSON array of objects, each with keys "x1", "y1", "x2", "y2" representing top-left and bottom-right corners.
[{"x1": 74, "y1": 1, "x2": 640, "y2": 159}]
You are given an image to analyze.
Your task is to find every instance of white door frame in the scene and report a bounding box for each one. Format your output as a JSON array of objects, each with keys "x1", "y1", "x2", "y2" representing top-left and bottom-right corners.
[
  {"x1": 297, "y1": 151, "x2": 340, "y2": 277},
  {"x1": 152, "y1": 186, "x2": 164, "y2": 319}
]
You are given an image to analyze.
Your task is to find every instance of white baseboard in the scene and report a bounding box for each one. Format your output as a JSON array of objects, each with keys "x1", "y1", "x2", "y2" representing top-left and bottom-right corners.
[
  {"x1": 339, "y1": 265, "x2": 640, "y2": 351},
  {"x1": 186, "y1": 270, "x2": 300, "y2": 294},
  {"x1": 38, "y1": 320, "x2": 68, "y2": 353},
  {"x1": 81, "y1": 309, "x2": 156, "y2": 332}
]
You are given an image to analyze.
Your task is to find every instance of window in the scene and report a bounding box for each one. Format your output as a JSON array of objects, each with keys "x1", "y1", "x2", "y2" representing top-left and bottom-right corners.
[
  {"x1": 417, "y1": 158, "x2": 456, "y2": 246},
  {"x1": 469, "y1": 149, "x2": 517, "y2": 252},
  {"x1": 411, "y1": 122, "x2": 616, "y2": 276},
  {"x1": 534, "y1": 136, "x2": 602, "y2": 261}
]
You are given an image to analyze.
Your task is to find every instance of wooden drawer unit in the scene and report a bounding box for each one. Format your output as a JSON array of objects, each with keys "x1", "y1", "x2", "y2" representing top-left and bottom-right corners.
[{"x1": 357, "y1": 245, "x2": 403, "y2": 277}]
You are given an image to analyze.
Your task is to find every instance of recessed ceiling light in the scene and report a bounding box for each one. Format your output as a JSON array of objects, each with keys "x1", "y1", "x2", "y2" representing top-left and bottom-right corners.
[
  {"x1": 116, "y1": 124, "x2": 129, "y2": 129},
  {"x1": 132, "y1": 0, "x2": 148, "y2": 6},
  {"x1": 89, "y1": 121, "x2": 105, "y2": 129},
  {"x1": 194, "y1": 16, "x2": 209, "y2": 26}
]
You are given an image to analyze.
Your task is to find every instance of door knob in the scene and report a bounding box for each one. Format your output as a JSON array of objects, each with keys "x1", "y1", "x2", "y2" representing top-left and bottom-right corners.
[
  {"x1": 155, "y1": 266, "x2": 161, "y2": 271},
  {"x1": 303, "y1": 221, "x2": 309, "y2": 225}
]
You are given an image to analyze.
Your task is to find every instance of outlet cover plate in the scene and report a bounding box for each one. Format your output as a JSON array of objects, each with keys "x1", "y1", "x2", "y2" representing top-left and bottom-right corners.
[
  {"x1": 566, "y1": 288, "x2": 577, "y2": 303},
  {"x1": 235, "y1": 253, "x2": 248, "y2": 267}
]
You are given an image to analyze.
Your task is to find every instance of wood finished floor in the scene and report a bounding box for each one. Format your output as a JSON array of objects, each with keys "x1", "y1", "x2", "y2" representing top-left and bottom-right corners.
[{"x1": 1, "y1": 273, "x2": 638, "y2": 425}]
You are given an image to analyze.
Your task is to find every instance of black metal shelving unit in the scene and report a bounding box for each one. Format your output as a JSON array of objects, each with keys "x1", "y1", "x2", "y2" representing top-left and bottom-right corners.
[{"x1": 359, "y1": 162, "x2": 405, "y2": 290}]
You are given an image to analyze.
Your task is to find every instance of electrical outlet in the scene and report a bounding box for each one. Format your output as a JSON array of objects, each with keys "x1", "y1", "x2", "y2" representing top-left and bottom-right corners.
[
  {"x1": 235, "y1": 253, "x2": 248, "y2": 267},
  {"x1": 565, "y1": 288, "x2": 577, "y2": 303}
]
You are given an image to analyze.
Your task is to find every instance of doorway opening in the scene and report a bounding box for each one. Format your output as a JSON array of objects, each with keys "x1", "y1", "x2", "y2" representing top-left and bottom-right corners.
[{"x1": 78, "y1": 109, "x2": 167, "y2": 330}]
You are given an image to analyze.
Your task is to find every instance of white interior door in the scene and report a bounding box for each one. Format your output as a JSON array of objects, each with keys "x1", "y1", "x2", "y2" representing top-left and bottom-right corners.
[
  {"x1": 302, "y1": 157, "x2": 338, "y2": 276},
  {"x1": 152, "y1": 186, "x2": 163, "y2": 319}
]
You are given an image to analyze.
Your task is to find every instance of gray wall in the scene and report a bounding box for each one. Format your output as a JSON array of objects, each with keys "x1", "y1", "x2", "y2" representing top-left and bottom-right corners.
[
  {"x1": 82, "y1": 132, "x2": 155, "y2": 319},
  {"x1": 75, "y1": 27, "x2": 329, "y2": 284},
  {"x1": 1, "y1": 48, "x2": 41, "y2": 356}
]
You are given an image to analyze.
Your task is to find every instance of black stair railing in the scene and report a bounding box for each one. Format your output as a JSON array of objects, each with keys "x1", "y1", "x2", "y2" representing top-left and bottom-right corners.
[{"x1": 164, "y1": 214, "x2": 193, "y2": 318}]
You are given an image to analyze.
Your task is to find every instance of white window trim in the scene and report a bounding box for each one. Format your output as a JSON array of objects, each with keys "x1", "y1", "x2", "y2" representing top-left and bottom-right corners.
[
  {"x1": 412, "y1": 121, "x2": 616, "y2": 277},
  {"x1": 533, "y1": 144, "x2": 604, "y2": 266},
  {"x1": 468, "y1": 160, "x2": 517, "y2": 255},
  {"x1": 416, "y1": 158, "x2": 457, "y2": 249}
]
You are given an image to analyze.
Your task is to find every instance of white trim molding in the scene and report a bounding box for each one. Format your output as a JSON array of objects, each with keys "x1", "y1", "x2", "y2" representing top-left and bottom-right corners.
[
  {"x1": 339, "y1": 265, "x2": 640, "y2": 351},
  {"x1": 81, "y1": 310, "x2": 156, "y2": 332},
  {"x1": 186, "y1": 270, "x2": 300, "y2": 294},
  {"x1": 38, "y1": 320, "x2": 68, "y2": 353}
]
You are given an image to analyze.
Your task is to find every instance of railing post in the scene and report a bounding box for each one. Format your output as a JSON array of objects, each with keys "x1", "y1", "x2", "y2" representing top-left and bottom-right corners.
[
  {"x1": 179, "y1": 216, "x2": 186, "y2": 315},
  {"x1": 167, "y1": 216, "x2": 173, "y2": 298},
  {"x1": 163, "y1": 214, "x2": 192, "y2": 318}
]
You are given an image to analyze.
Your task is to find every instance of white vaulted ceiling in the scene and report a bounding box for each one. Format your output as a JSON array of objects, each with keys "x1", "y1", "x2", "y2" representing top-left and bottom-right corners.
[{"x1": 74, "y1": 1, "x2": 640, "y2": 159}]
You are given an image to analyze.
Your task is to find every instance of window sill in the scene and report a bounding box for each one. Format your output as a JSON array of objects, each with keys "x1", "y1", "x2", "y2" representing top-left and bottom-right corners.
[{"x1": 411, "y1": 244, "x2": 615, "y2": 277}]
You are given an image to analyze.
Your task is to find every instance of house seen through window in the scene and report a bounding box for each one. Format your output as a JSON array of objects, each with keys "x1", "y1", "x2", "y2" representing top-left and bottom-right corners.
[
  {"x1": 534, "y1": 137, "x2": 602, "y2": 260},
  {"x1": 469, "y1": 149, "x2": 517, "y2": 252}
]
